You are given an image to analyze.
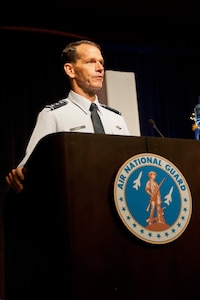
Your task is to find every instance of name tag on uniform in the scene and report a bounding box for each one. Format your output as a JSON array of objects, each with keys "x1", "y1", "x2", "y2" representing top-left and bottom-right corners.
[{"x1": 70, "y1": 125, "x2": 86, "y2": 131}]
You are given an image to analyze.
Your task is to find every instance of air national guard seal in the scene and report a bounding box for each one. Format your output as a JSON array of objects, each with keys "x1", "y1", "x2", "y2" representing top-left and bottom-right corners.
[{"x1": 113, "y1": 153, "x2": 192, "y2": 244}]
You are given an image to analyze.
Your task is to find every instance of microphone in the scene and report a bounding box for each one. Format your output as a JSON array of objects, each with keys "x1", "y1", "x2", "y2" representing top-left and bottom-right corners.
[{"x1": 148, "y1": 119, "x2": 164, "y2": 138}]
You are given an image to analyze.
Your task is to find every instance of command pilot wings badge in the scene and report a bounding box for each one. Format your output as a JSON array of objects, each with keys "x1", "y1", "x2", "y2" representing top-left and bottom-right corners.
[{"x1": 113, "y1": 153, "x2": 192, "y2": 244}]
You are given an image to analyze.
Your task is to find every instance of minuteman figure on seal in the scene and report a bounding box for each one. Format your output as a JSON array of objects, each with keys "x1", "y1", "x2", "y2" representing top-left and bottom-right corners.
[{"x1": 145, "y1": 171, "x2": 165, "y2": 225}]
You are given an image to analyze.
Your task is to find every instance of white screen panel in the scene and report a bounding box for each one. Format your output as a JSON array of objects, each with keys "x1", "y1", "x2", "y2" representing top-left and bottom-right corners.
[{"x1": 104, "y1": 70, "x2": 141, "y2": 136}]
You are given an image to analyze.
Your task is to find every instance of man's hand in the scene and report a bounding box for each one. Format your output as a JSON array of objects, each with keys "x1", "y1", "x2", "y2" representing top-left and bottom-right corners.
[{"x1": 6, "y1": 166, "x2": 25, "y2": 193}]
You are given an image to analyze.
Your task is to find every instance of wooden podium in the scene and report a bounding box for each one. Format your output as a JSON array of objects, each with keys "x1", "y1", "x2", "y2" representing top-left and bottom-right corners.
[{"x1": 4, "y1": 133, "x2": 200, "y2": 299}]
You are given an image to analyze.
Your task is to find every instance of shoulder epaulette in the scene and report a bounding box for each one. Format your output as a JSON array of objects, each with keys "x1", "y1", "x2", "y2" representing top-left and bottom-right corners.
[
  {"x1": 100, "y1": 103, "x2": 121, "y2": 115},
  {"x1": 46, "y1": 99, "x2": 68, "y2": 110}
]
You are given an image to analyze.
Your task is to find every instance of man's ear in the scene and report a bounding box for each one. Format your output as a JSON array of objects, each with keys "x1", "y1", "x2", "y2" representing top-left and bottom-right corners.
[{"x1": 64, "y1": 63, "x2": 75, "y2": 78}]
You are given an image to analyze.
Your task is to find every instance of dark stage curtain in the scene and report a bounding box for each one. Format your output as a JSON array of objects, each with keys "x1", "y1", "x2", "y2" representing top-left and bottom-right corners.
[{"x1": 1, "y1": 27, "x2": 200, "y2": 299}]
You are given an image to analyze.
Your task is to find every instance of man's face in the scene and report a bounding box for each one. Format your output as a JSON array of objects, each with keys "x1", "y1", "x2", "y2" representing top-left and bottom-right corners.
[{"x1": 72, "y1": 44, "x2": 105, "y2": 93}]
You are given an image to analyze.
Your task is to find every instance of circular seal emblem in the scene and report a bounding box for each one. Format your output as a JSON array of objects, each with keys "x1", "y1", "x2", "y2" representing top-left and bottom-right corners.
[{"x1": 113, "y1": 153, "x2": 192, "y2": 244}]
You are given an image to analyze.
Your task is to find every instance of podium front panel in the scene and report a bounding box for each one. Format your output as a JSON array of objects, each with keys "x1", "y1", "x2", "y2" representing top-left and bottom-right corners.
[{"x1": 4, "y1": 133, "x2": 200, "y2": 299}]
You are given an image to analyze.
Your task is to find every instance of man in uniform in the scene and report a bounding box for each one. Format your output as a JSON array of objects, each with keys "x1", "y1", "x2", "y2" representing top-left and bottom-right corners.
[{"x1": 6, "y1": 39, "x2": 130, "y2": 193}]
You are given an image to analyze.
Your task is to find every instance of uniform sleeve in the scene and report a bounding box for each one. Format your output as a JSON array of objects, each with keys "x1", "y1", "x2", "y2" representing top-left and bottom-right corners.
[{"x1": 18, "y1": 109, "x2": 57, "y2": 167}]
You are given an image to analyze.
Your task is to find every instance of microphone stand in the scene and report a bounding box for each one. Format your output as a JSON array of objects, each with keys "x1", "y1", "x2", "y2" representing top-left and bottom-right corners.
[{"x1": 148, "y1": 119, "x2": 164, "y2": 138}]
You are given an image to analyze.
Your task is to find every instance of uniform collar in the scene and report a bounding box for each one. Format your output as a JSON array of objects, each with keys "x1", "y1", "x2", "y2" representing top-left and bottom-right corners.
[{"x1": 68, "y1": 90, "x2": 100, "y2": 114}]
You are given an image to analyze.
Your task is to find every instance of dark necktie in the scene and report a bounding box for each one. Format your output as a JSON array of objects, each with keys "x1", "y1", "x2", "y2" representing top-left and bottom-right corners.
[{"x1": 90, "y1": 103, "x2": 105, "y2": 134}]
